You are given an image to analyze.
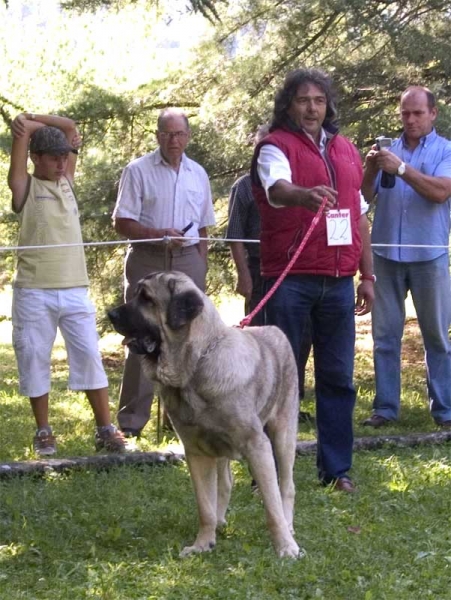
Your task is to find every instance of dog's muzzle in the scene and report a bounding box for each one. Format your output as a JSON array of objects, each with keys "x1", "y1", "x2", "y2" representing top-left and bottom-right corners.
[{"x1": 108, "y1": 305, "x2": 161, "y2": 358}]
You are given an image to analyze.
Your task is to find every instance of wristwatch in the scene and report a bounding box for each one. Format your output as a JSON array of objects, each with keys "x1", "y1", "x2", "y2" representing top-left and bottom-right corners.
[
  {"x1": 397, "y1": 161, "x2": 406, "y2": 176},
  {"x1": 360, "y1": 274, "x2": 376, "y2": 283}
]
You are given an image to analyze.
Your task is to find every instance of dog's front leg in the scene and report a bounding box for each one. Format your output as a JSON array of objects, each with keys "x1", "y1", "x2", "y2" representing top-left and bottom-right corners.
[
  {"x1": 180, "y1": 453, "x2": 218, "y2": 557},
  {"x1": 246, "y1": 436, "x2": 301, "y2": 559},
  {"x1": 267, "y1": 420, "x2": 298, "y2": 534}
]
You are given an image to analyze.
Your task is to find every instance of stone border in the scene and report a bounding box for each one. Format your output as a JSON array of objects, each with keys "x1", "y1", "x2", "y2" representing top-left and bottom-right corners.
[
  {"x1": 296, "y1": 430, "x2": 451, "y2": 455},
  {"x1": 0, "y1": 450, "x2": 184, "y2": 478},
  {"x1": 0, "y1": 431, "x2": 450, "y2": 478}
]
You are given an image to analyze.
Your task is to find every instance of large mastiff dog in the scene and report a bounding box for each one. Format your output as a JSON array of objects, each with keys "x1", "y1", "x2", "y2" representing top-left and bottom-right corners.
[{"x1": 108, "y1": 271, "x2": 300, "y2": 558}]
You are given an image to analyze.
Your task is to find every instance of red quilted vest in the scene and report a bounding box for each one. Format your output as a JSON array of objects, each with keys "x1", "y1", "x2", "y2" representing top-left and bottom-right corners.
[{"x1": 251, "y1": 128, "x2": 363, "y2": 278}]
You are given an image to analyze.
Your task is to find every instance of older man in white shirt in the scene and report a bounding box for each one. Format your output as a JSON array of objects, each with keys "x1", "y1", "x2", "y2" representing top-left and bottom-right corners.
[{"x1": 112, "y1": 108, "x2": 216, "y2": 437}]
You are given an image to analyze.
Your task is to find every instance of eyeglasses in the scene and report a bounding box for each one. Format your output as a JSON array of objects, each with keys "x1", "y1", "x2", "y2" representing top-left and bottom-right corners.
[{"x1": 158, "y1": 131, "x2": 189, "y2": 140}]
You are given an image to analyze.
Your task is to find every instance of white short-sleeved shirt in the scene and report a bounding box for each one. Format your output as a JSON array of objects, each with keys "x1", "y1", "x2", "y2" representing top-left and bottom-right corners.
[
  {"x1": 257, "y1": 128, "x2": 368, "y2": 215},
  {"x1": 113, "y1": 148, "x2": 216, "y2": 245}
]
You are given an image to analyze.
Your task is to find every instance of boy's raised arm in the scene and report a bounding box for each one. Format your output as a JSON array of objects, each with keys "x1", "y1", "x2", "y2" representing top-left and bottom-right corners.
[{"x1": 8, "y1": 114, "x2": 43, "y2": 212}]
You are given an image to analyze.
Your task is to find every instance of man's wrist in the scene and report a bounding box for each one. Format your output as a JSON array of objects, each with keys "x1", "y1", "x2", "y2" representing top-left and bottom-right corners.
[
  {"x1": 293, "y1": 186, "x2": 311, "y2": 207},
  {"x1": 397, "y1": 161, "x2": 406, "y2": 176},
  {"x1": 359, "y1": 273, "x2": 376, "y2": 283}
]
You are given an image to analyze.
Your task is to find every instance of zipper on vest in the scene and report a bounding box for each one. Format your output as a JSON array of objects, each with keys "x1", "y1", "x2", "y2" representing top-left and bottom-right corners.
[
  {"x1": 323, "y1": 138, "x2": 337, "y2": 194},
  {"x1": 323, "y1": 137, "x2": 342, "y2": 277}
]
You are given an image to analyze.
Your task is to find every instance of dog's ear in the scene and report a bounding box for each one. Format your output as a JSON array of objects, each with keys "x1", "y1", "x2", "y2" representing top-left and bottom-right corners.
[{"x1": 167, "y1": 290, "x2": 204, "y2": 330}]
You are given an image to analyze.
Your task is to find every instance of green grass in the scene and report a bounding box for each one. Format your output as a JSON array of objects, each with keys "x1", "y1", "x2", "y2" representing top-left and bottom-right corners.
[
  {"x1": 0, "y1": 317, "x2": 439, "y2": 462},
  {"x1": 0, "y1": 316, "x2": 450, "y2": 599},
  {"x1": 1, "y1": 450, "x2": 450, "y2": 599}
]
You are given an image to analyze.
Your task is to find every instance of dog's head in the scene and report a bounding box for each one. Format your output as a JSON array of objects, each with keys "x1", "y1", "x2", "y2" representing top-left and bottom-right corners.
[{"x1": 108, "y1": 271, "x2": 204, "y2": 361}]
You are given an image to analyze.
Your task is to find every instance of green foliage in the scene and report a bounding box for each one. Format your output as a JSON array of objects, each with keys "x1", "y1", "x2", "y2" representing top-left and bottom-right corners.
[
  {"x1": 61, "y1": 0, "x2": 224, "y2": 22},
  {"x1": 0, "y1": 0, "x2": 227, "y2": 310},
  {"x1": 2, "y1": 0, "x2": 451, "y2": 306},
  {"x1": 183, "y1": 0, "x2": 451, "y2": 153}
]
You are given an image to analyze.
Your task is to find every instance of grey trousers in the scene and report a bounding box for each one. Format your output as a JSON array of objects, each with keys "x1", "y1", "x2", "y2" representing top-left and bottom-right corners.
[{"x1": 117, "y1": 244, "x2": 207, "y2": 431}]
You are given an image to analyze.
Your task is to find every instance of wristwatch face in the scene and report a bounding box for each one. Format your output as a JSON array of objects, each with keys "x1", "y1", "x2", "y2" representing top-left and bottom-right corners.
[{"x1": 397, "y1": 162, "x2": 406, "y2": 176}]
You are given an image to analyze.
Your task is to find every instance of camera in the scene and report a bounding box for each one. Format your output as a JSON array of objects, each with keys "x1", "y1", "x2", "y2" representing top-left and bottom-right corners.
[
  {"x1": 375, "y1": 136, "x2": 395, "y2": 188},
  {"x1": 375, "y1": 136, "x2": 392, "y2": 150}
]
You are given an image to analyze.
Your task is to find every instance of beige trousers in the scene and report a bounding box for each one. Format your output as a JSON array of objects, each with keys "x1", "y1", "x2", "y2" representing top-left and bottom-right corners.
[{"x1": 117, "y1": 244, "x2": 207, "y2": 432}]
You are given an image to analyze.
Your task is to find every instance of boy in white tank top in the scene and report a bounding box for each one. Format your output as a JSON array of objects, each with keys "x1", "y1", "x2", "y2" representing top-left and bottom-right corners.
[{"x1": 8, "y1": 112, "x2": 126, "y2": 456}]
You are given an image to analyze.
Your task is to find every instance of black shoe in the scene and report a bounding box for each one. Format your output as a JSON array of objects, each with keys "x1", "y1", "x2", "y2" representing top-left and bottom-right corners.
[
  {"x1": 333, "y1": 477, "x2": 356, "y2": 493},
  {"x1": 121, "y1": 428, "x2": 142, "y2": 439},
  {"x1": 320, "y1": 475, "x2": 356, "y2": 493},
  {"x1": 362, "y1": 414, "x2": 390, "y2": 428},
  {"x1": 298, "y1": 411, "x2": 316, "y2": 426}
]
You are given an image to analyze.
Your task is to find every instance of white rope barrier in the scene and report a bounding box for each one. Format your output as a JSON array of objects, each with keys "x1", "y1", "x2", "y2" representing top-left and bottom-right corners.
[
  {"x1": 0, "y1": 236, "x2": 252, "y2": 252},
  {"x1": 0, "y1": 236, "x2": 449, "y2": 253}
]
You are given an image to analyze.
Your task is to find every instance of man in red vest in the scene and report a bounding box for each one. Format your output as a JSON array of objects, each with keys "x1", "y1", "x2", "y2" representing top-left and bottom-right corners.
[{"x1": 251, "y1": 68, "x2": 374, "y2": 492}]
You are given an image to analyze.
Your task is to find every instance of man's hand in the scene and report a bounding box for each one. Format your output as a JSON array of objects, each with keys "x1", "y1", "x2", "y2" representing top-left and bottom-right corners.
[
  {"x1": 161, "y1": 227, "x2": 186, "y2": 247},
  {"x1": 71, "y1": 132, "x2": 82, "y2": 150},
  {"x1": 302, "y1": 185, "x2": 337, "y2": 213},
  {"x1": 11, "y1": 113, "x2": 44, "y2": 139},
  {"x1": 269, "y1": 180, "x2": 337, "y2": 211},
  {"x1": 355, "y1": 280, "x2": 375, "y2": 316},
  {"x1": 364, "y1": 148, "x2": 379, "y2": 172},
  {"x1": 374, "y1": 149, "x2": 403, "y2": 175},
  {"x1": 11, "y1": 114, "x2": 28, "y2": 138},
  {"x1": 236, "y1": 270, "x2": 253, "y2": 301}
]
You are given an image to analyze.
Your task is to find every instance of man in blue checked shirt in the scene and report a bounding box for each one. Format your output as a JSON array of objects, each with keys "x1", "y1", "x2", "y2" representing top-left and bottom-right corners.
[{"x1": 362, "y1": 86, "x2": 451, "y2": 429}]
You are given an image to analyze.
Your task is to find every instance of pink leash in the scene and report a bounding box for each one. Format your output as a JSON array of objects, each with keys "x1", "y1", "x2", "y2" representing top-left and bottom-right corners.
[{"x1": 239, "y1": 196, "x2": 329, "y2": 328}]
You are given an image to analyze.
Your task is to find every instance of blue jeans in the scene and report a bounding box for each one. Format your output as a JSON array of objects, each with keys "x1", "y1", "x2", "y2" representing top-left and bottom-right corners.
[
  {"x1": 372, "y1": 253, "x2": 451, "y2": 422},
  {"x1": 264, "y1": 275, "x2": 356, "y2": 483}
]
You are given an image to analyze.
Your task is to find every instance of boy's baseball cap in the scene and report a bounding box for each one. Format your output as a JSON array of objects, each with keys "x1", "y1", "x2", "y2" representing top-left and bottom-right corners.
[{"x1": 29, "y1": 126, "x2": 75, "y2": 155}]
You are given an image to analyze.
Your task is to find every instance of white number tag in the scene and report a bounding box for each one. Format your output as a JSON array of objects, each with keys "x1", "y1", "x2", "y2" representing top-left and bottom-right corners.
[{"x1": 326, "y1": 209, "x2": 352, "y2": 246}]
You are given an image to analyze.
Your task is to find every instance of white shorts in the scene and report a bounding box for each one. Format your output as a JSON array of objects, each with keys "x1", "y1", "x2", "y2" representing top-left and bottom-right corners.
[{"x1": 12, "y1": 287, "x2": 108, "y2": 398}]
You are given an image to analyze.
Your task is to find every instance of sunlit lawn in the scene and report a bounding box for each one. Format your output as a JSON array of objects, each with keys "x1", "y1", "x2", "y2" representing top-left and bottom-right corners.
[
  {"x1": 0, "y1": 290, "x2": 440, "y2": 462},
  {"x1": 1, "y1": 445, "x2": 450, "y2": 599},
  {"x1": 0, "y1": 292, "x2": 450, "y2": 599}
]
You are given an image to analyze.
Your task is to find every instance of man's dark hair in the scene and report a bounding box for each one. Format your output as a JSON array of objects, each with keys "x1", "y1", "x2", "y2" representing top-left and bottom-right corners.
[
  {"x1": 424, "y1": 89, "x2": 436, "y2": 110},
  {"x1": 270, "y1": 67, "x2": 338, "y2": 132},
  {"x1": 254, "y1": 123, "x2": 270, "y2": 144}
]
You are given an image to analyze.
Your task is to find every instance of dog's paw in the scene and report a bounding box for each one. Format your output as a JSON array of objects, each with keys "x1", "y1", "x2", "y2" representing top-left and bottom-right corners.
[
  {"x1": 179, "y1": 541, "x2": 215, "y2": 558},
  {"x1": 277, "y1": 540, "x2": 305, "y2": 559}
]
